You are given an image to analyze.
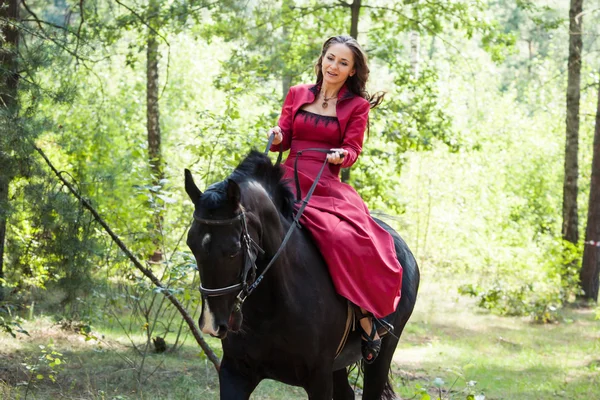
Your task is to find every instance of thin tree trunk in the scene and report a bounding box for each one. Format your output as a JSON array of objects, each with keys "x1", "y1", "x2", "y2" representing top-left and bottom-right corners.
[
  {"x1": 341, "y1": 0, "x2": 362, "y2": 184},
  {"x1": 562, "y1": 0, "x2": 583, "y2": 244},
  {"x1": 146, "y1": 0, "x2": 163, "y2": 260},
  {"x1": 147, "y1": 2, "x2": 162, "y2": 183},
  {"x1": 282, "y1": 69, "x2": 292, "y2": 98},
  {"x1": 0, "y1": 176, "x2": 8, "y2": 301},
  {"x1": 580, "y1": 72, "x2": 600, "y2": 301},
  {"x1": 428, "y1": 36, "x2": 436, "y2": 60},
  {"x1": 410, "y1": 31, "x2": 420, "y2": 78},
  {"x1": 281, "y1": 0, "x2": 294, "y2": 96},
  {"x1": 0, "y1": 0, "x2": 20, "y2": 301},
  {"x1": 349, "y1": 0, "x2": 361, "y2": 40}
]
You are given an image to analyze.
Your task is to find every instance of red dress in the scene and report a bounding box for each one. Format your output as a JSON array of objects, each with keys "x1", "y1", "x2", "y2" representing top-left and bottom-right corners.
[{"x1": 272, "y1": 84, "x2": 403, "y2": 319}]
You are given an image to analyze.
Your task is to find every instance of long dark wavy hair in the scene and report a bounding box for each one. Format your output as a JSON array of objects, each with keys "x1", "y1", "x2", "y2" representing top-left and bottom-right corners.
[{"x1": 314, "y1": 35, "x2": 385, "y2": 109}]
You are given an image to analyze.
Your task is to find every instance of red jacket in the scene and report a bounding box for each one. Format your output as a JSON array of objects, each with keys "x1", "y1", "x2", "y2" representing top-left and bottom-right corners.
[{"x1": 272, "y1": 83, "x2": 370, "y2": 169}]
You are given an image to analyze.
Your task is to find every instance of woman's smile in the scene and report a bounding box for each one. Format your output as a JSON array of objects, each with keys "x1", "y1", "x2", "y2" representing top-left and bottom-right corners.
[{"x1": 322, "y1": 43, "x2": 355, "y2": 84}]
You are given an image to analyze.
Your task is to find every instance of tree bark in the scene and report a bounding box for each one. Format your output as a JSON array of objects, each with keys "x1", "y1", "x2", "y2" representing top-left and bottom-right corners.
[
  {"x1": 0, "y1": 0, "x2": 20, "y2": 301},
  {"x1": 147, "y1": 0, "x2": 162, "y2": 183},
  {"x1": 341, "y1": 0, "x2": 362, "y2": 184},
  {"x1": 410, "y1": 31, "x2": 420, "y2": 78},
  {"x1": 562, "y1": 0, "x2": 583, "y2": 244},
  {"x1": 281, "y1": 0, "x2": 294, "y2": 97},
  {"x1": 146, "y1": 0, "x2": 164, "y2": 260},
  {"x1": 0, "y1": 172, "x2": 9, "y2": 301},
  {"x1": 349, "y1": 0, "x2": 361, "y2": 40},
  {"x1": 281, "y1": 68, "x2": 292, "y2": 98},
  {"x1": 580, "y1": 73, "x2": 600, "y2": 301}
]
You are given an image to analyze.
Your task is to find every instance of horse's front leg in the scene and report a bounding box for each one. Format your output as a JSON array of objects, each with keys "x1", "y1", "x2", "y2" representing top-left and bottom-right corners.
[
  {"x1": 332, "y1": 368, "x2": 355, "y2": 400},
  {"x1": 305, "y1": 369, "x2": 334, "y2": 400},
  {"x1": 219, "y1": 359, "x2": 259, "y2": 400}
]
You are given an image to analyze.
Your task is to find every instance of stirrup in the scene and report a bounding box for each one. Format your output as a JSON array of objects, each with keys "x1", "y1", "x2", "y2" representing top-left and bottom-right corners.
[{"x1": 357, "y1": 313, "x2": 381, "y2": 364}]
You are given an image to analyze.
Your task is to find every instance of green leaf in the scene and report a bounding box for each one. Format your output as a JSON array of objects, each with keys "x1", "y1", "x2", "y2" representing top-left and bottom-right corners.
[{"x1": 156, "y1": 194, "x2": 176, "y2": 204}]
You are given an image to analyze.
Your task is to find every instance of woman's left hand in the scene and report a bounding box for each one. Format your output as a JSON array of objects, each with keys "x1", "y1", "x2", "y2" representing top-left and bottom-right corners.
[{"x1": 327, "y1": 148, "x2": 348, "y2": 165}]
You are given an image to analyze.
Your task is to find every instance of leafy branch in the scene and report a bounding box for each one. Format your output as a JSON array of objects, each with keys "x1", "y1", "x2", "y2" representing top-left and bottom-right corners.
[{"x1": 34, "y1": 144, "x2": 221, "y2": 371}]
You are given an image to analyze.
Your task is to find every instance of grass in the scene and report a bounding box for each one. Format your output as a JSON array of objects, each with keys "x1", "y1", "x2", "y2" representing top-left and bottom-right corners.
[
  {"x1": 1, "y1": 270, "x2": 600, "y2": 399},
  {"x1": 392, "y1": 275, "x2": 600, "y2": 399}
]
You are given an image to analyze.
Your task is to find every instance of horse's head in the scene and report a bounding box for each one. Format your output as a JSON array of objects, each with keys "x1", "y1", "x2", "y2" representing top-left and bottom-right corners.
[
  {"x1": 184, "y1": 152, "x2": 295, "y2": 339},
  {"x1": 184, "y1": 172, "x2": 257, "y2": 338}
]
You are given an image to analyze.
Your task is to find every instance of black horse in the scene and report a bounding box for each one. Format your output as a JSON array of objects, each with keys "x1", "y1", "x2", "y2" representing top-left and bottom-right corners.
[{"x1": 185, "y1": 150, "x2": 419, "y2": 399}]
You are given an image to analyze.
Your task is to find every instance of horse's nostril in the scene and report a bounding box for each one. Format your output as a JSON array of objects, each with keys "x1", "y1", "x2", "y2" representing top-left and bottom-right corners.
[{"x1": 216, "y1": 324, "x2": 229, "y2": 339}]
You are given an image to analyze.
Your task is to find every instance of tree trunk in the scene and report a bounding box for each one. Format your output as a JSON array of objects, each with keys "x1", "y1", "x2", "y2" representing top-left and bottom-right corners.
[
  {"x1": 0, "y1": 174, "x2": 9, "y2": 301},
  {"x1": 410, "y1": 31, "x2": 420, "y2": 78},
  {"x1": 0, "y1": 0, "x2": 20, "y2": 300},
  {"x1": 146, "y1": 0, "x2": 164, "y2": 258},
  {"x1": 281, "y1": 0, "x2": 294, "y2": 97},
  {"x1": 580, "y1": 71, "x2": 600, "y2": 301},
  {"x1": 349, "y1": 0, "x2": 361, "y2": 40},
  {"x1": 562, "y1": 0, "x2": 583, "y2": 244},
  {"x1": 341, "y1": 0, "x2": 362, "y2": 184},
  {"x1": 147, "y1": 1, "x2": 162, "y2": 184},
  {"x1": 282, "y1": 69, "x2": 292, "y2": 98}
]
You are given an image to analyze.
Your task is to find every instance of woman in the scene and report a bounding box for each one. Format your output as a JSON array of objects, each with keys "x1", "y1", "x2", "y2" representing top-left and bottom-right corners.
[{"x1": 268, "y1": 35, "x2": 403, "y2": 364}]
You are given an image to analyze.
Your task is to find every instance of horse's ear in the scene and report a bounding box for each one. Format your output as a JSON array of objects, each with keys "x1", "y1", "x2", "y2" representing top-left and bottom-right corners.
[
  {"x1": 184, "y1": 169, "x2": 202, "y2": 204},
  {"x1": 227, "y1": 179, "x2": 241, "y2": 207}
]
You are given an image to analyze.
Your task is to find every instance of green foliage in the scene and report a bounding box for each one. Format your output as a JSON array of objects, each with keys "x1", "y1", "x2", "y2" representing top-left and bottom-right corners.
[
  {"x1": 0, "y1": 303, "x2": 29, "y2": 338},
  {"x1": 1, "y1": 0, "x2": 101, "y2": 309},
  {"x1": 480, "y1": 25, "x2": 517, "y2": 63},
  {"x1": 459, "y1": 282, "x2": 560, "y2": 322},
  {"x1": 6, "y1": 173, "x2": 101, "y2": 303},
  {"x1": 406, "y1": 373, "x2": 486, "y2": 400},
  {"x1": 378, "y1": 64, "x2": 455, "y2": 152},
  {"x1": 17, "y1": 340, "x2": 67, "y2": 397},
  {"x1": 457, "y1": 237, "x2": 582, "y2": 323}
]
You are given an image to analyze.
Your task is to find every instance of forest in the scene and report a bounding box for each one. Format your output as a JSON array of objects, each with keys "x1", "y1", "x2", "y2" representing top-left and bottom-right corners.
[{"x1": 1, "y1": 0, "x2": 600, "y2": 399}]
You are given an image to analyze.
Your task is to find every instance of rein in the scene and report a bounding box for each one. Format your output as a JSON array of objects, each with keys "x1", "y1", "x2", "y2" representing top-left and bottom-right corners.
[{"x1": 195, "y1": 134, "x2": 343, "y2": 313}]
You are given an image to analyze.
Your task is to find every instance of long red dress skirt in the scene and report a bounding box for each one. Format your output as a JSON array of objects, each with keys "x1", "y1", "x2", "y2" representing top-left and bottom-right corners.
[{"x1": 280, "y1": 109, "x2": 403, "y2": 319}]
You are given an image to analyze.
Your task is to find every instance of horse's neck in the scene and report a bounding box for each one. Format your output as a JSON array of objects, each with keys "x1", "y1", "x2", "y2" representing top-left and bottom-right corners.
[
  {"x1": 251, "y1": 216, "x2": 296, "y2": 308},
  {"x1": 240, "y1": 183, "x2": 298, "y2": 311}
]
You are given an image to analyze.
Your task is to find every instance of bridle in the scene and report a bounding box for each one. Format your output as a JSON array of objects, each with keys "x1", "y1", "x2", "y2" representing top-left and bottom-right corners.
[
  {"x1": 194, "y1": 211, "x2": 264, "y2": 312},
  {"x1": 193, "y1": 134, "x2": 341, "y2": 313}
]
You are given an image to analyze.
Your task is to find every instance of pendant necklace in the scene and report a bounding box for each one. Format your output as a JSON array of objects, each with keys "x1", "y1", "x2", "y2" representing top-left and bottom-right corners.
[{"x1": 321, "y1": 92, "x2": 337, "y2": 109}]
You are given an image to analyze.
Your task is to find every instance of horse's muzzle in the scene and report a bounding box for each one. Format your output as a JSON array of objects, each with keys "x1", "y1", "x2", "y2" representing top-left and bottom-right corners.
[{"x1": 198, "y1": 298, "x2": 243, "y2": 338}]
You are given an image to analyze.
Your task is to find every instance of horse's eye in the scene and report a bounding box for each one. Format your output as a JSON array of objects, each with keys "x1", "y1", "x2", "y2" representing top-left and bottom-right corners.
[{"x1": 228, "y1": 243, "x2": 242, "y2": 258}]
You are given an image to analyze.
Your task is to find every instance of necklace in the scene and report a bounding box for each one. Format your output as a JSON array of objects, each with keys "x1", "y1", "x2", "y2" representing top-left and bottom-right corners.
[{"x1": 321, "y1": 92, "x2": 337, "y2": 109}]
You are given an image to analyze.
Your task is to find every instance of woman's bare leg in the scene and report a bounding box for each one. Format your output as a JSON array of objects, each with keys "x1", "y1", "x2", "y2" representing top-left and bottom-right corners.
[{"x1": 359, "y1": 307, "x2": 380, "y2": 341}]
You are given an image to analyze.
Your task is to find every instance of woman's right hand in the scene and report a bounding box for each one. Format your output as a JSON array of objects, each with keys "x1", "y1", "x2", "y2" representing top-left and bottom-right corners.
[{"x1": 268, "y1": 126, "x2": 283, "y2": 145}]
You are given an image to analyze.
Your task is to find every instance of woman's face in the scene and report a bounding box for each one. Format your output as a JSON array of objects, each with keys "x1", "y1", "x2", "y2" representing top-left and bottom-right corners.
[{"x1": 321, "y1": 43, "x2": 355, "y2": 86}]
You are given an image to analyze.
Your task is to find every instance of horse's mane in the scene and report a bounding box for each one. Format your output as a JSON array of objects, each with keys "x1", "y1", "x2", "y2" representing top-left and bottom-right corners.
[{"x1": 200, "y1": 150, "x2": 295, "y2": 220}]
